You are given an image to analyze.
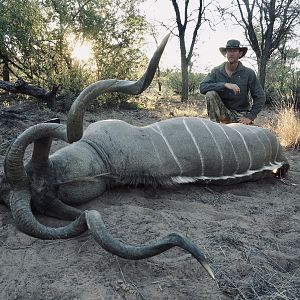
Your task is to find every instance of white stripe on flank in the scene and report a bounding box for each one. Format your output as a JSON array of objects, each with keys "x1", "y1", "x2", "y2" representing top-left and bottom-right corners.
[
  {"x1": 200, "y1": 119, "x2": 224, "y2": 176},
  {"x1": 149, "y1": 137, "x2": 163, "y2": 165},
  {"x1": 183, "y1": 118, "x2": 205, "y2": 176},
  {"x1": 149, "y1": 125, "x2": 161, "y2": 135},
  {"x1": 217, "y1": 124, "x2": 240, "y2": 174},
  {"x1": 258, "y1": 129, "x2": 273, "y2": 162},
  {"x1": 230, "y1": 126, "x2": 252, "y2": 170},
  {"x1": 245, "y1": 126, "x2": 268, "y2": 163},
  {"x1": 151, "y1": 124, "x2": 183, "y2": 175}
]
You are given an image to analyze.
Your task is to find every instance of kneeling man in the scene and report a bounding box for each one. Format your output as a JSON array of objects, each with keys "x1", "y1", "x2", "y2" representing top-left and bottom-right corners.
[{"x1": 200, "y1": 39, "x2": 265, "y2": 125}]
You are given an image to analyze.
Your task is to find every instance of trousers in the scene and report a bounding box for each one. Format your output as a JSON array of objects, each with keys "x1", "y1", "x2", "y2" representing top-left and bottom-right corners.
[{"x1": 205, "y1": 91, "x2": 250, "y2": 124}]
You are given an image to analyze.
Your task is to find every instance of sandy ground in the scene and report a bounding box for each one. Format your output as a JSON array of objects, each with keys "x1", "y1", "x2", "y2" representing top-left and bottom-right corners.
[{"x1": 0, "y1": 97, "x2": 299, "y2": 299}]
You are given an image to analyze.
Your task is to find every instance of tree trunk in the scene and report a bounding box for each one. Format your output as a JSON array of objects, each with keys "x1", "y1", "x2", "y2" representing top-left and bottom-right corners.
[
  {"x1": 181, "y1": 58, "x2": 189, "y2": 102},
  {"x1": 179, "y1": 35, "x2": 189, "y2": 102},
  {"x1": 170, "y1": 0, "x2": 205, "y2": 102},
  {"x1": 258, "y1": 54, "x2": 268, "y2": 90},
  {"x1": 156, "y1": 65, "x2": 162, "y2": 92}
]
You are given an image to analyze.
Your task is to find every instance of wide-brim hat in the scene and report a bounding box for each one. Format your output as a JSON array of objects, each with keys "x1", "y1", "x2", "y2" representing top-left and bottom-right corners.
[{"x1": 219, "y1": 39, "x2": 248, "y2": 58}]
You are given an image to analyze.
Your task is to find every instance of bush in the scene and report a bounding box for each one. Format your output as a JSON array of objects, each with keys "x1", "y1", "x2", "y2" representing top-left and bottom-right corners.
[
  {"x1": 166, "y1": 71, "x2": 205, "y2": 94},
  {"x1": 273, "y1": 100, "x2": 300, "y2": 149},
  {"x1": 54, "y1": 64, "x2": 95, "y2": 111},
  {"x1": 265, "y1": 53, "x2": 300, "y2": 108},
  {"x1": 53, "y1": 64, "x2": 133, "y2": 111}
]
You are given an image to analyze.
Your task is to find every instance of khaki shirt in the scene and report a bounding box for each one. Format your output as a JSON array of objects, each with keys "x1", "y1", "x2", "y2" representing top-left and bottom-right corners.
[{"x1": 200, "y1": 62, "x2": 265, "y2": 120}]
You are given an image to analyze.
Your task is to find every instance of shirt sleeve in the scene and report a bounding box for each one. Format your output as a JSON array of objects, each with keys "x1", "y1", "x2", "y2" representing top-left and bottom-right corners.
[
  {"x1": 199, "y1": 69, "x2": 226, "y2": 94},
  {"x1": 245, "y1": 71, "x2": 266, "y2": 120}
]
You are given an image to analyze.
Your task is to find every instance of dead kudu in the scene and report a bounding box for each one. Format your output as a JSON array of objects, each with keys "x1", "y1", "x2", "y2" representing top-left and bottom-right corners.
[{"x1": 0, "y1": 35, "x2": 289, "y2": 280}]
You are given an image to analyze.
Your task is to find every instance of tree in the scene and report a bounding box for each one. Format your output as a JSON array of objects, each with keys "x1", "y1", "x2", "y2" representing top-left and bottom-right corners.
[
  {"x1": 265, "y1": 46, "x2": 300, "y2": 106},
  {"x1": 170, "y1": 0, "x2": 207, "y2": 102},
  {"x1": 229, "y1": 0, "x2": 300, "y2": 90},
  {"x1": 0, "y1": 0, "x2": 48, "y2": 83},
  {"x1": 0, "y1": 0, "x2": 147, "y2": 108},
  {"x1": 89, "y1": 1, "x2": 147, "y2": 80}
]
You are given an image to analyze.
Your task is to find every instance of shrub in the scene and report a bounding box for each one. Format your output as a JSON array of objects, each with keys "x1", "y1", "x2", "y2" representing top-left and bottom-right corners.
[
  {"x1": 273, "y1": 99, "x2": 300, "y2": 149},
  {"x1": 166, "y1": 71, "x2": 205, "y2": 94},
  {"x1": 55, "y1": 64, "x2": 95, "y2": 111}
]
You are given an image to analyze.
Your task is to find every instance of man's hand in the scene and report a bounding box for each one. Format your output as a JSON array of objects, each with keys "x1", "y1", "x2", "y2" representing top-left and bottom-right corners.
[
  {"x1": 237, "y1": 116, "x2": 253, "y2": 125},
  {"x1": 224, "y1": 83, "x2": 240, "y2": 95}
]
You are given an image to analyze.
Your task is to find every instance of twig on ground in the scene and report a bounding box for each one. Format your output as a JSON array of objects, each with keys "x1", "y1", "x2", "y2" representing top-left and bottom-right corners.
[
  {"x1": 115, "y1": 257, "x2": 147, "y2": 299},
  {"x1": 131, "y1": 282, "x2": 147, "y2": 300},
  {"x1": 204, "y1": 186, "x2": 216, "y2": 194},
  {"x1": 78, "y1": 236, "x2": 92, "y2": 254},
  {"x1": 219, "y1": 246, "x2": 227, "y2": 257},
  {"x1": 0, "y1": 239, "x2": 38, "y2": 250},
  {"x1": 115, "y1": 257, "x2": 127, "y2": 285},
  {"x1": 279, "y1": 178, "x2": 298, "y2": 186}
]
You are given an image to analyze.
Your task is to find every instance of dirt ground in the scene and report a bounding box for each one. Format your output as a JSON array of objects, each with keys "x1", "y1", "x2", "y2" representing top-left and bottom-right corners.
[{"x1": 0, "y1": 95, "x2": 299, "y2": 300}]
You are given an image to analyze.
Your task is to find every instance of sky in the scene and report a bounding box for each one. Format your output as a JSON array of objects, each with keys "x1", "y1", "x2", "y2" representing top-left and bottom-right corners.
[{"x1": 139, "y1": 0, "x2": 257, "y2": 73}]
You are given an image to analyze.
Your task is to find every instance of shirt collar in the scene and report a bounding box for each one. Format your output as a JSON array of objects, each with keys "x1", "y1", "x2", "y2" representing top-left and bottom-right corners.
[{"x1": 218, "y1": 61, "x2": 245, "y2": 76}]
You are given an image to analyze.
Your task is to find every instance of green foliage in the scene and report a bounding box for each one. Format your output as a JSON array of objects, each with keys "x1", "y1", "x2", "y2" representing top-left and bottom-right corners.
[
  {"x1": 265, "y1": 48, "x2": 300, "y2": 108},
  {"x1": 166, "y1": 71, "x2": 182, "y2": 93},
  {"x1": 57, "y1": 63, "x2": 96, "y2": 111},
  {"x1": 0, "y1": 0, "x2": 147, "y2": 108},
  {"x1": 90, "y1": 2, "x2": 147, "y2": 79},
  {"x1": 0, "y1": 0, "x2": 48, "y2": 81},
  {"x1": 165, "y1": 70, "x2": 205, "y2": 94}
]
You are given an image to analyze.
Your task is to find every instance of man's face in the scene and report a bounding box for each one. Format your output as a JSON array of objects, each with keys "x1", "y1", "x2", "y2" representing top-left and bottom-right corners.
[{"x1": 226, "y1": 49, "x2": 242, "y2": 63}]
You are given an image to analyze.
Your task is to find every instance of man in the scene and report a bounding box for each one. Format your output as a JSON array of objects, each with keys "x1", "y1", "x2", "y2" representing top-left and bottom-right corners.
[{"x1": 200, "y1": 39, "x2": 265, "y2": 124}]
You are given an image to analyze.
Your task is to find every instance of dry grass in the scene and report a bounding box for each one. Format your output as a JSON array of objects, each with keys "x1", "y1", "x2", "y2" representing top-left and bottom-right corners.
[
  {"x1": 209, "y1": 236, "x2": 300, "y2": 300},
  {"x1": 273, "y1": 102, "x2": 300, "y2": 149},
  {"x1": 135, "y1": 90, "x2": 207, "y2": 119},
  {"x1": 217, "y1": 257, "x2": 300, "y2": 299}
]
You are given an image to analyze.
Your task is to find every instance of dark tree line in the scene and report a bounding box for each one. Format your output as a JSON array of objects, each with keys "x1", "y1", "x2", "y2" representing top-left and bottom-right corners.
[
  {"x1": 1, "y1": 0, "x2": 299, "y2": 106},
  {"x1": 0, "y1": 0, "x2": 146, "y2": 108}
]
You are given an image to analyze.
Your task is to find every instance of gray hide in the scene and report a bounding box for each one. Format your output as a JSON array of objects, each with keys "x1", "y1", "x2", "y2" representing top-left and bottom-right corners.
[{"x1": 52, "y1": 117, "x2": 289, "y2": 205}]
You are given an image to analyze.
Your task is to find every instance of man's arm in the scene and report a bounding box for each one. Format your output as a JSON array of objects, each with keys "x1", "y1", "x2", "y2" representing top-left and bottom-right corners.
[
  {"x1": 224, "y1": 83, "x2": 240, "y2": 95},
  {"x1": 200, "y1": 69, "x2": 226, "y2": 94},
  {"x1": 245, "y1": 71, "x2": 266, "y2": 120}
]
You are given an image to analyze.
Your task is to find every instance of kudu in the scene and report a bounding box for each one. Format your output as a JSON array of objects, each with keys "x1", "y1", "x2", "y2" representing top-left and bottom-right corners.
[{"x1": 0, "y1": 34, "x2": 289, "y2": 280}]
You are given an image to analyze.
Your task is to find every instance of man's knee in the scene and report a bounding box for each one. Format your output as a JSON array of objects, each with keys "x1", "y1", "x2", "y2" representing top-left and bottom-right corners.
[
  {"x1": 205, "y1": 91, "x2": 223, "y2": 111},
  {"x1": 205, "y1": 91, "x2": 231, "y2": 123},
  {"x1": 205, "y1": 91, "x2": 220, "y2": 101}
]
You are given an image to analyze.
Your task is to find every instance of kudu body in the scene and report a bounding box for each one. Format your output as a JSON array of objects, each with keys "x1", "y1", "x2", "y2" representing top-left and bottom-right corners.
[{"x1": 0, "y1": 35, "x2": 289, "y2": 280}]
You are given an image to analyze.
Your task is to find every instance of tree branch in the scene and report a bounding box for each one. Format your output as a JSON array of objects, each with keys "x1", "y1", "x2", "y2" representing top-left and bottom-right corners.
[
  {"x1": 187, "y1": 0, "x2": 204, "y2": 63},
  {"x1": 0, "y1": 79, "x2": 59, "y2": 108},
  {"x1": 171, "y1": 0, "x2": 184, "y2": 33}
]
